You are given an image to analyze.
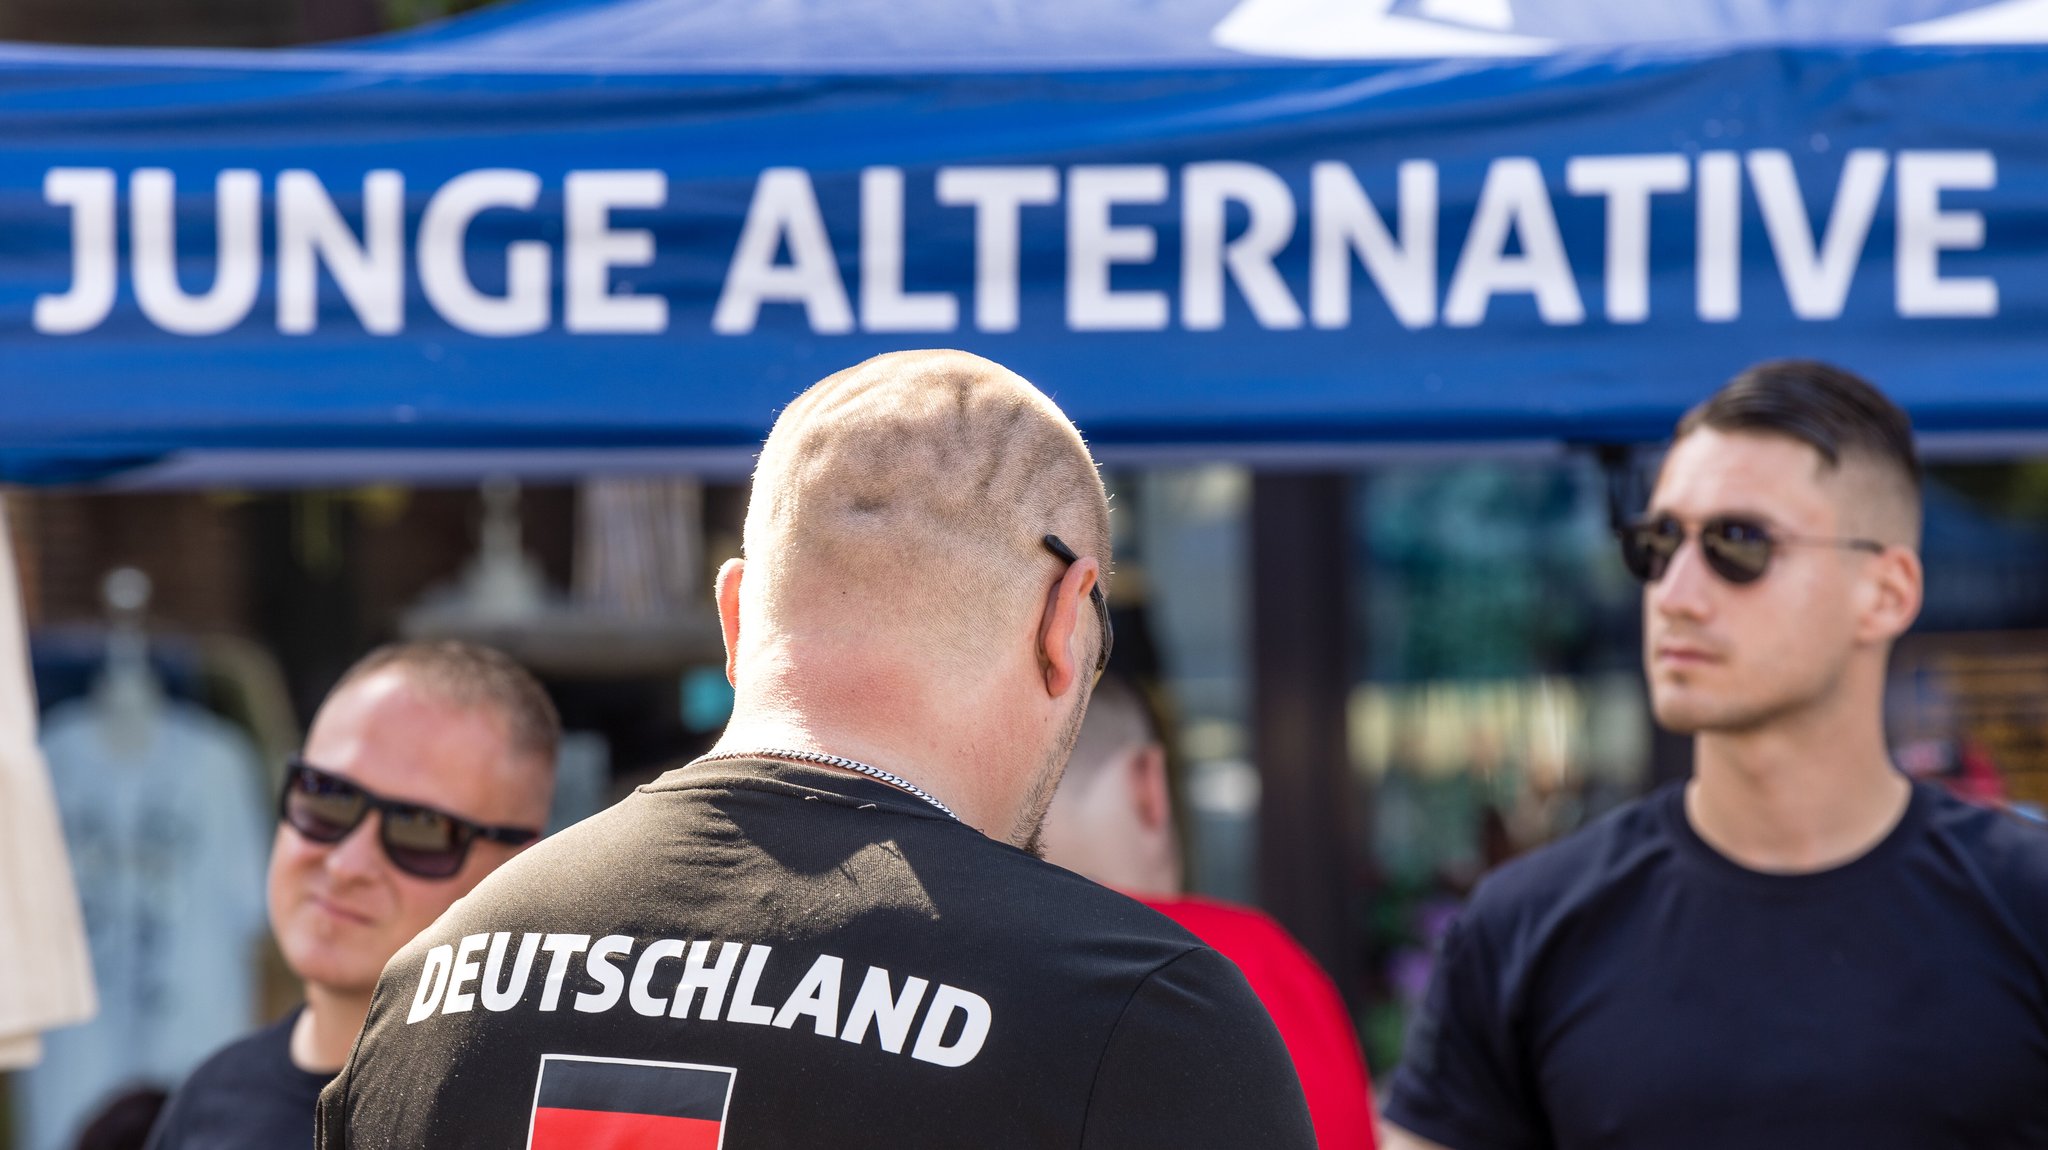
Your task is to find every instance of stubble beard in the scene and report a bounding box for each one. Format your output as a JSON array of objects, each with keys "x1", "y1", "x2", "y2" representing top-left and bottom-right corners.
[
  {"x1": 1652, "y1": 661, "x2": 1843, "y2": 739},
  {"x1": 1009, "y1": 685, "x2": 1092, "y2": 859}
]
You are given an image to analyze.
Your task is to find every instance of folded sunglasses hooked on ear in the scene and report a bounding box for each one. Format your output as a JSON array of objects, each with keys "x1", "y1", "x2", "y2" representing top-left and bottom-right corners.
[
  {"x1": 1042, "y1": 533, "x2": 1113, "y2": 681},
  {"x1": 278, "y1": 759, "x2": 541, "y2": 879}
]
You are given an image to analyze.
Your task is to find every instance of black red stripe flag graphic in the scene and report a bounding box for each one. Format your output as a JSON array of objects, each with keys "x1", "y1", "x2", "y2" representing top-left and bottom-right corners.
[{"x1": 527, "y1": 1055, "x2": 736, "y2": 1150}]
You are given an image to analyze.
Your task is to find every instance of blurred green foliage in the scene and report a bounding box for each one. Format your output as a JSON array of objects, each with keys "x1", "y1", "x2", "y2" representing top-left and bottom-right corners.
[
  {"x1": 380, "y1": 0, "x2": 502, "y2": 30},
  {"x1": 1930, "y1": 462, "x2": 2048, "y2": 523}
]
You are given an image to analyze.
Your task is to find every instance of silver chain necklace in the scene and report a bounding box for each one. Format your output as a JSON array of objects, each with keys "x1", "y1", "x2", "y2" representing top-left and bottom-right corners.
[{"x1": 695, "y1": 748, "x2": 959, "y2": 822}]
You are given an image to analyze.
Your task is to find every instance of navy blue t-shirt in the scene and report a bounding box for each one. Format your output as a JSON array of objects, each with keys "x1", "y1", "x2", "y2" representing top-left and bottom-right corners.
[
  {"x1": 1385, "y1": 781, "x2": 2048, "y2": 1150},
  {"x1": 146, "y1": 1007, "x2": 331, "y2": 1150}
]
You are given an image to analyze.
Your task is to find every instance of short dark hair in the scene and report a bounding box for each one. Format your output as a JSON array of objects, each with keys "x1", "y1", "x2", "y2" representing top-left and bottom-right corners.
[
  {"x1": 1676, "y1": 359, "x2": 1921, "y2": 492},
  {"x1": 332, "y1": 640, "x2": 560, "y2": 770}
]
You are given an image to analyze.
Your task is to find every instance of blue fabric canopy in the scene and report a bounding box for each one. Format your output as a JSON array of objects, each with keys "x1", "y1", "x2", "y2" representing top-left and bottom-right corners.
[{"x1": 2, "y1": 0, "x2": 2047, "y2": 480}]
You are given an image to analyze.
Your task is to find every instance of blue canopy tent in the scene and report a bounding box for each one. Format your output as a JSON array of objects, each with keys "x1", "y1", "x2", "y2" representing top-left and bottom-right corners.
[{"x1": 2, "y1": 0, "x2": 2048, "y2": 482}]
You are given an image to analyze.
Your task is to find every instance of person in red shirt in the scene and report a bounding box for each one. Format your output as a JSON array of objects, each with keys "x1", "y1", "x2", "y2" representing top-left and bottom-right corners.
[{"x1": 1041, "y1": 674, "x2": 1378, "y2": 1149}]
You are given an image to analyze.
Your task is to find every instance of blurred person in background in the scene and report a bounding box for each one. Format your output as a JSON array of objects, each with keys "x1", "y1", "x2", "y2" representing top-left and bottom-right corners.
[
  {"x1": 1041, "y1": 672, "x2": 1379, "y2": 1148},
  {"x1": 146, "y1": 640, "x2": 557, "y2": 1150},
  {"x1": 1381, "y1": 361, "x2": 2048, "y2": 1149}
]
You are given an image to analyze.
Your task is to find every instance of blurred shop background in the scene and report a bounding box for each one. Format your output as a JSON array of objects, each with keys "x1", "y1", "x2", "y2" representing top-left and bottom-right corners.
[
  {"x1": 5, "y1": 1, "x2": 2048, "y2": 1148},
  {"x1": 10, "y1": 449, "x2": 2048, "y2": 1148}
]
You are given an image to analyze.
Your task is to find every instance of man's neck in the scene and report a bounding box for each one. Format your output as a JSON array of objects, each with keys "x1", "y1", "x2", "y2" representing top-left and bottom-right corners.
[
  {"x1": 292, "y1": 984, "x2": 372, "y2": 1075},
  {"x1": 711, "y1": 633, "x2": 1063, "y2": 841},
  {"x1": 1687, "y1": 703, "x2": 1910, "y2": 873},
  {"x1": 711, "y1": 711, "x2": 1019, "y2": 839}
]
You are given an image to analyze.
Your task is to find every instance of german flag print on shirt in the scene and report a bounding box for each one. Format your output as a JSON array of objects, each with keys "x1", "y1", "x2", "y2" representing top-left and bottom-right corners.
[{"x1": 527, "y1": 1055, "x2": 735, "y2": 1150}]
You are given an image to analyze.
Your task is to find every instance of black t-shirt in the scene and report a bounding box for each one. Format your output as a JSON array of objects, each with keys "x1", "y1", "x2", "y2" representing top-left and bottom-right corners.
[
  {"x1": 146, "y1": 1007, "x2": 332, "y2": 1150},
  {"x1": 1385, "y1": 781, "x2": 2048, "y2": 1150},
  {"x1": 316, "y1": 759, "x2": 1314, "y2": 1149}
]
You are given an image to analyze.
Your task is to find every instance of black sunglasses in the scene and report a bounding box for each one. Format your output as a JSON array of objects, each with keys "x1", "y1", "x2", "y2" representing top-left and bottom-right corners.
[
  {"x1": 279, "y1": 759, "x2": 540, "y2": 880},
  {"x1": 1043, "y1": 534, "x2": 1113, "y2": 681},
  {"x1": 1618, "y1": 514, "x2": 1884, "y2": 586}
]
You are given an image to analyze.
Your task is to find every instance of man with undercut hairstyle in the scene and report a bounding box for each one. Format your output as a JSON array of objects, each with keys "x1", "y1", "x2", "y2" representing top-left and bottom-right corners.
[
  {"x1": 149, "y1": 639, "x2": 558, "y2": 1150},
  {"x1": 1381, "y1": 361, "x2": 2048, "y2": 1150},
  {"x1": 318, "y1": 351, "x2": 1314, "y2": 1149}
]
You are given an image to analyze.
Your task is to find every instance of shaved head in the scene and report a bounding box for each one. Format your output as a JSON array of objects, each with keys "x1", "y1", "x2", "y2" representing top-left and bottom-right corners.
[
  {"x1": 1822, "y1": 453, "x2": 1921, "y2": 551},
  {"x1": 743, "y1": 350, "x2": 1111, "y2": 679},
  {"x1": 1063, "y1": 675, "x2": 1155, "y2": 787},
  {"x1": 1040, "y1": 676, "x2": 1182, "y2": 895}
]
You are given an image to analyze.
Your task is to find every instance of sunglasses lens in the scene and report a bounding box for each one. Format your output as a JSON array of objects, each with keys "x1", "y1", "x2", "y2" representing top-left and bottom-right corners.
[
  {"x1": 1619, "y1": 520, "x2": 1682, "y2": 582},
  {"x1": 283, "y1": 768, "x2": 366, "y2": 843},
  {"x1": 381, "y1": 807, "x2": 466, "y2": 878},
  {"x1": 1702, "y1": 519, "x2": 1773, "y2": 584}
]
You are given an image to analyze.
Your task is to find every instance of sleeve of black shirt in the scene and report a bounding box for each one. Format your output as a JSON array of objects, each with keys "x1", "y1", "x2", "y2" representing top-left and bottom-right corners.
[
  {"x1": 1079, "y1": 946, "x2": 1316, "y2": 1149},
  {"x1": 314, "y1": 1058, "x2": 348, "y2": 1150},
  {"x1": 140, "y1": 1088, "x2": 188, "y2": 1150},
  {"x1": 1382, "y1": 913, "x2": 1548, "y2": 1150}
]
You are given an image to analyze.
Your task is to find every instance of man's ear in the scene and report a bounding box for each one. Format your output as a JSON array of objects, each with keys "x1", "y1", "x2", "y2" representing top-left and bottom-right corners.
[
  {"x1": 716, "y1": 558, "x2": 745, "y2": 686},
  {"x1": 1129, "y1": 743, "x2": 1171, "y2": 835},
  {"x1": 1858, "y1": 546, "x2": 1922, "y2": 645},
  {"x1": 1037, "y1": 556, "x2": 1100, "y2": 698}
]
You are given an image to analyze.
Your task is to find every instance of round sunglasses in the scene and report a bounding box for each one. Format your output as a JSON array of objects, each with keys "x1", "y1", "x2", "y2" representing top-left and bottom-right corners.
[
  {"x1": 278, "y1": 759, "x2": 540, "y2": 879},
  {"x1": 1617, "y1": 514, "x2": 1884, "y2": 586}
]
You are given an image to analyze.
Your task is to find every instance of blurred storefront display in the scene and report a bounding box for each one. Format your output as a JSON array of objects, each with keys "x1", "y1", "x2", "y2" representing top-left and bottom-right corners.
[
  {"x1": 1343, "y1": 456, "x2": 1649, "y2": 1069},
  {"x1": 1892, "y1": 634, "x2": 2048, "y2": 815},
  {"x1": 12, "y1": 441, "x2": 2048, "y2": 1144},
  {"x1": 18, "y1": 579, "x2": 271, "y2": 1150},
  {"x1": 0, "y1": 478, "x2": 729, "y2": 1150}
]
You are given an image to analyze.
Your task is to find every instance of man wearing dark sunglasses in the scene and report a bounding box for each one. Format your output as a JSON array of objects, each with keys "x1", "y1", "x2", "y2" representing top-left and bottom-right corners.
[
  {"x1": 320, "y1": 351, "x2": 1313, "y2": 1150},
  {"x1": 148, "y1": 640, "x2": 556, "y2": 1150},
  {"x1": 1383, "y1": 361, "x2": 2048, "y2": 1150}
]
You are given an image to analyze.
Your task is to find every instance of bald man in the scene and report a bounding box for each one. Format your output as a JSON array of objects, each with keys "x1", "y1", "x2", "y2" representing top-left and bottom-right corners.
[
  {"x1": 1042, "y1": 676, "x2": 1380, "y2": 1148},
  {"x1": 317, "y1": 351, "x2": 1314, "y2": 1149}
]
